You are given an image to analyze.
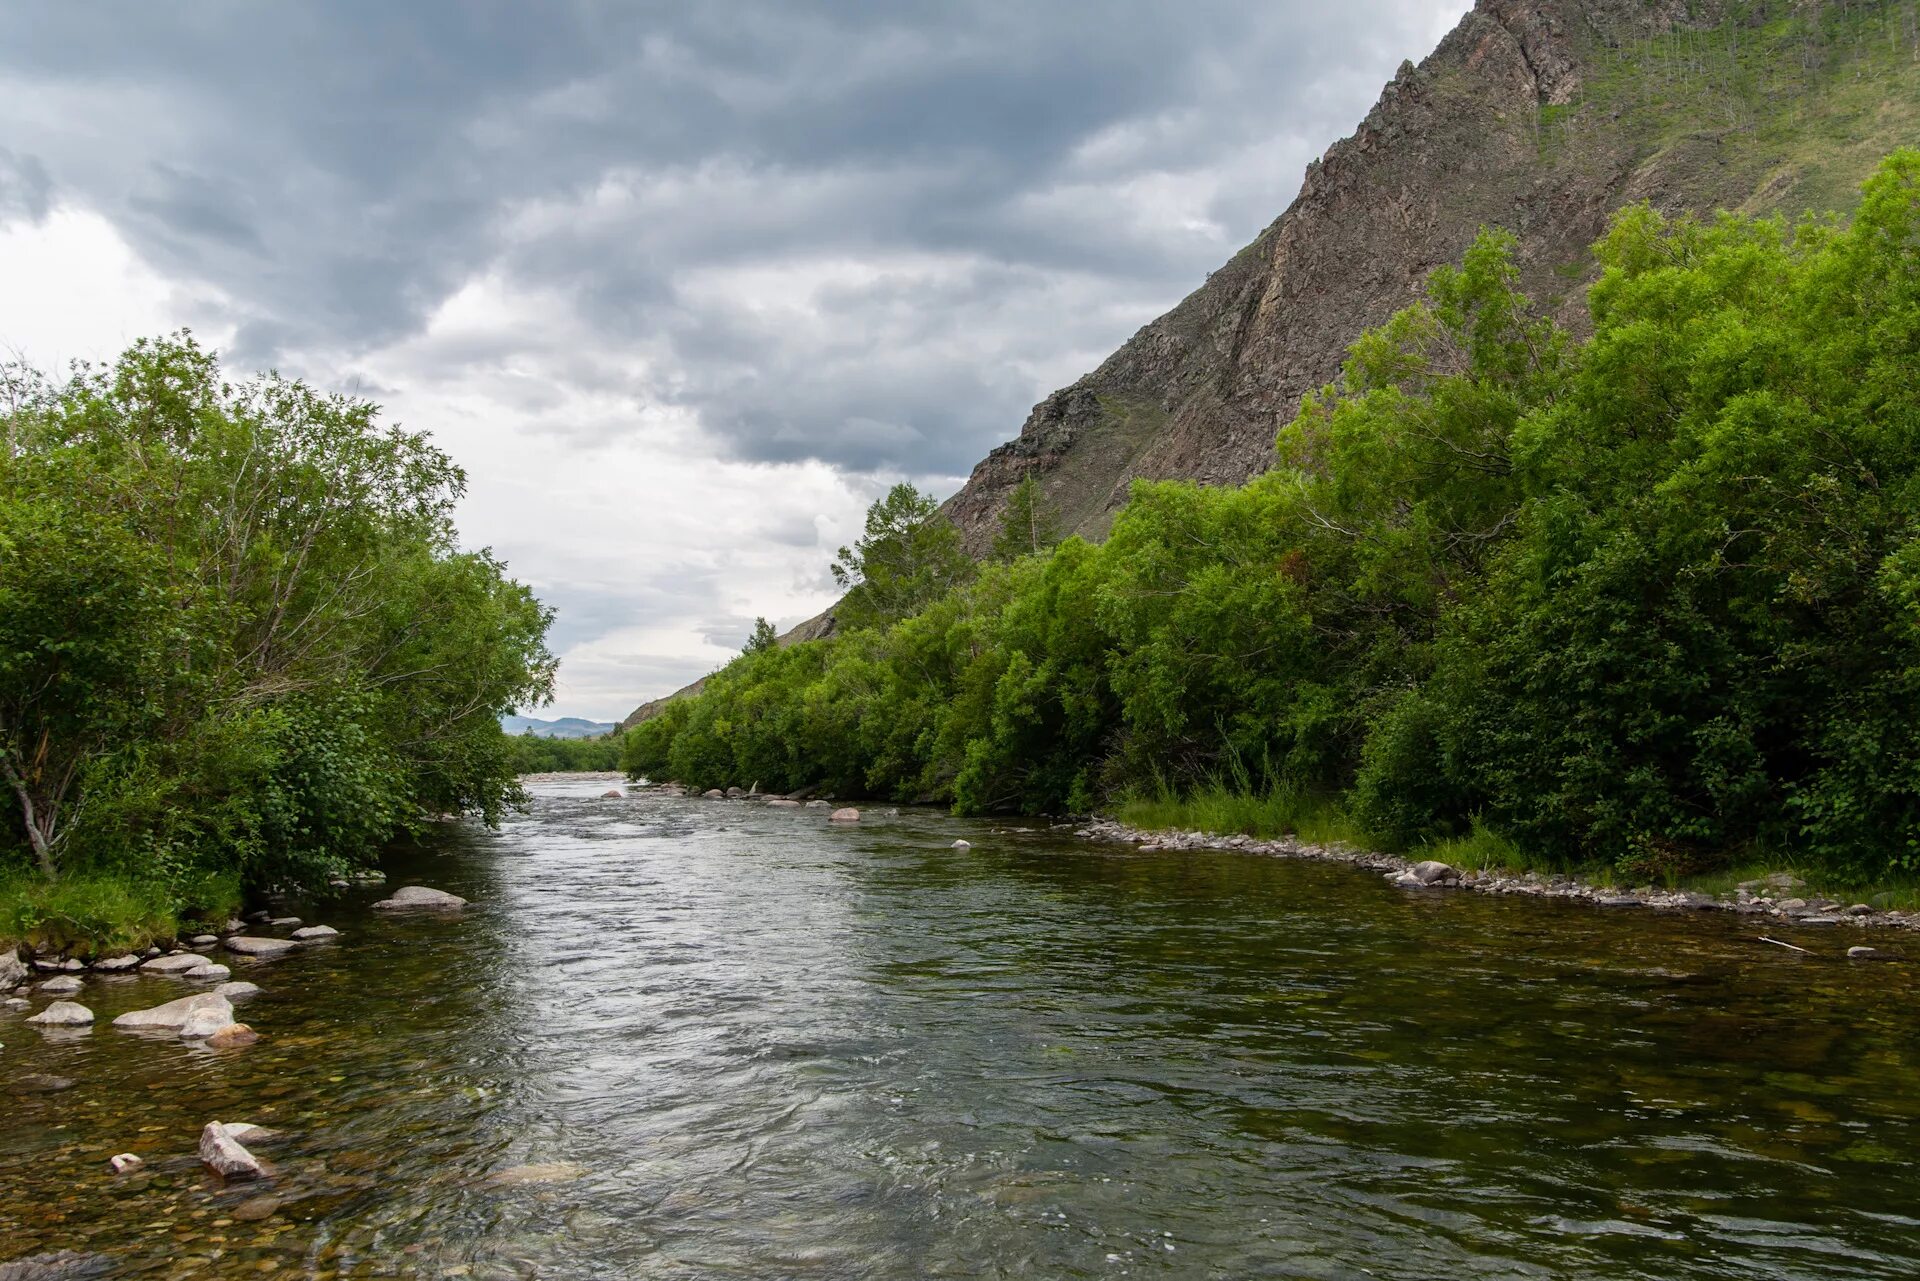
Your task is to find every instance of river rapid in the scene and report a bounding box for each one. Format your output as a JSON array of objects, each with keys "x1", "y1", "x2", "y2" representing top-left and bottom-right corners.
[{"x1": 3, "y1": 775, "x2": 1918, "y2": 1279}]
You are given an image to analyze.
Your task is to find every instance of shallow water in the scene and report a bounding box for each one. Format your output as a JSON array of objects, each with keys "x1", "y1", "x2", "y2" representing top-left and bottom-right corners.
[{"x1": 3, "y1": 776, "x2": 1918, "y2": 1279}]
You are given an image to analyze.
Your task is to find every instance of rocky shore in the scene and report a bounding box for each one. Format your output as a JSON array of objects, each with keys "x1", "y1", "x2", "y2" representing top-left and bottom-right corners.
[{"x1": 1073, "y1": 817, "x2": 1917, "y2": 949}]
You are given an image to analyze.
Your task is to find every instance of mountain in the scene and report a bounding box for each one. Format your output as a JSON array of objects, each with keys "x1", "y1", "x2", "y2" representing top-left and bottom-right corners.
[
  {"x1": 502, "y1": 715, "x2": 619, "y2": 739},
  {"x1": 625, "y1": 0, "x2": 1920, "y2": 726},
  {"x1": 942, "y1": 0, "x2": 1920, "y2": 551}
]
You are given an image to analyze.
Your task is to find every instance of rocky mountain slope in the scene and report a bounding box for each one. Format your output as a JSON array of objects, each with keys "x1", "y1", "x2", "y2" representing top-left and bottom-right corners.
[
  {"x1": 943, "y1": 0, "x2": 1920, "y2": 551},
  {"x1": 626, "y1": 0, "x2": 1919, "y2": 727}
]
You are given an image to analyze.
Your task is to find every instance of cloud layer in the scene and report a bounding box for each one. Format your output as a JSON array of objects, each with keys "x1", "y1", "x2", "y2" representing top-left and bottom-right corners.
[{"x1": 0, "y1": 0, "x2": 1468, "y2": 714}]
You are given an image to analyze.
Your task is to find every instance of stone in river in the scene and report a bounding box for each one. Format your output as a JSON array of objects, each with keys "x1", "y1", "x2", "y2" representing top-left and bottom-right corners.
[
  {"x1": 268, "y1": 916, "x2": 301, "y2": 927},
  {"x1": 144, "y1": 953, "x2": 216, "y2": 975},
  {"x1": 702, "y1": 789, "x2": 724, "y2": 798},
  {"x1": 1409, "y1": 860, "x2": 1459, "y2": 885},
  {"x1": 108, "y1": 1153, "x2": 144, "y2": 1174},
  {"x1": 113, "y1": 993, "x2": 233, "y2": 1031},
  {"x1": 224, "y1": 936, "x2": 300, "y2": 958},
  {"x1": 7, "y1": 1073, "x2": 76, "y2": 1094},
  {"x1": 601, "y1": 789, "x2": 623, "y2": 799},
  {"x1": 223, "y1": 1123, "x2": 280, "y2": 1144},
  {"x1": 26, "y1": 1000, "x2": 93, "y2": 1026},
  {"x1": 371, "y1": 885, "x2": 468, "y2": 912},
  {"x1": 1848, "y1": 946, "x2": 1893, "y2": 961},
  {"x1": 482, "y1": 1160, "x2": 588, "y2": 1188},
  {"x1": 952, "y1": 839, "x2": 972, "y2": 850},
  {"x1": 231, "y1": 1193, "x2": 281, "y2": 1221},
  {"x1": 291, "y1": 925, "x2": 339, "y2": 942},
  {"x1": 189, "y1": 963, "x2": 232, "y2": 982},
  {"x1": 198, "y1": 1121, "x2": 266, "y2": 1181},
  {"x1": 92, "y1": 954, "x2": 140, "y2": 973},
  {"x1": 0, "y1": 1251, "x2": 116, "y2": 1280},
  {"x1": 0, "y1": 952, "x2": 25, "y2": 989},
  {"x1": 179, "y1": 1002, "x2": 232, "y2": 1038},
  {"x1": 765, "y1": 798, "x2": 801, "y2": 808},
  {"x1": 214, "y1": 981, "x2": 262, "y2": 1001},
  {"x1": 190, "y1": 934, "x2": 219, "y2": 947},
  {"x1": 37, "y1": 976, "x2": 83, "y2": 996},
  {"x1": 207, "y1": 1022, "x2": 259, "y2": 1048},
  {"x1": 804, "y1": 800, "x2": 830, "y2": 808},
  {"x1": 829, "y1": 807, "x2": 861, "y2": 823}
]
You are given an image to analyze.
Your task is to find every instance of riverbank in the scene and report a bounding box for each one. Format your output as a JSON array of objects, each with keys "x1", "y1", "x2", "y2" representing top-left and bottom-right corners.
[{"x1": 1080, "y1": 815, "x2": 1920, "y2": 946}]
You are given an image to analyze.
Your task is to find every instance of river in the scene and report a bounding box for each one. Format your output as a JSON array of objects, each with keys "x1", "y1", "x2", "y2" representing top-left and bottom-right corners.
[{"x1": 3, "y1": 775, "x2": 1917, "y2": 1279}]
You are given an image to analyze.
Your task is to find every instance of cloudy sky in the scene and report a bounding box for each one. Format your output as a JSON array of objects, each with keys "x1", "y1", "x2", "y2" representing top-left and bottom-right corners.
[{"x1": 0, "y1": 0, "x2": 1468, "y2": 719}]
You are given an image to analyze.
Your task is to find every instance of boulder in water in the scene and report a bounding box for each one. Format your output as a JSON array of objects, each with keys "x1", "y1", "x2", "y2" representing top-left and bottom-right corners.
[
  {"x1": 108, "y1": 1153, "x2": 144, "y2": 1174},
  {"x1": 601, "y1": 789, "x2": 623, "y2": 799},
  {"x1": 0, "y1": 952, "x2": 27, "y2": 989},
  {"x1": 143, "y1": 953, "x2": 215, "y2": 975},
  {"x1": 213, "y1": 981, "x2": 262, "y2": 1001},
  {"x1": 1409, "y1": 860, "x2": 1460, "y2": 886},
  {"x1": 26, "y1": 1000, "x2": 93, "y2": 1026},
  {"x1": 92, "y1": 954, "x2": 140, "y2": 973},
  {"x1": 207, "y1": 1022, "x2": 259, "y2": 1048},
  {"x1": 37, "y1": 976, "x2": 83, "y2": 996},
  {"x1": 224, "y1": 936, "x2": 299, "y2": 959},
  {"x1": 198, "y1": 1121, "x2": 266, "y2": 1180},
  {"x1": 951, "y1": 839, "x2": 972, "y2": 850},
  {"x1": 113, "y1": 992, "x2": 233, "y2": 1031},
  {"x1": 829, "y1": 807, "x2": 860, "y2": 823},
  {"x1": 291, "y1": 925, "x2": 339, "y2": 942},
  {"x1": 765, "y1": 798, "x2": 801, "y2": 808},
  {"x1": 371, "y1": 885, "x2": 468, "y2": 912}
]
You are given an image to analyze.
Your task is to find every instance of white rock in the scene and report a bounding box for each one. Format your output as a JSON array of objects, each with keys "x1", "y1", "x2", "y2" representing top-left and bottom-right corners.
[
  {"x1": 92, "y1": 954, "x2": 141, "y2": 973},
  {"x1": 0, "y1": 952, "x2": 25, "y2": 989},
  {"x1": 179, "y1": 1003, "x2": 232, "y2": 1038},
  {"x1": 213, "y1": 982, "x2": 262, "y2": 1001},
  {"x1": 144, "y1": 953, "x2": 216, "y2": 974},
  {"x1": 371, "y1": 885, "x2": 468, "y2": 912},
  {"x1": 113, "y1": 993, "x2": 233, "y2": 1031},
  {"x1": 1410, "y1": 860, "x2": 1460, "y2": 886},
  {"x1": 290, "y1": 925, "x2": 339, "y2": 942},
  {"x1": 190, "y1": 934, "x2": 219, "y2": 947},
  {"x1": 764, "y1": 798, "x2": 801, "y2": 808},
  {"x1": 829, "y1": 807, "x2": 861, "y2": 823},
  {"x1": 224, "y1": 936, "x2": 299, "y2": 958},
  {"x1": 37, "y1": 976, "x2": 83, "y2": 996},
  {"x1": 109, "y1": 1153, "x2": 144, "y2": 1174},
  {"x1": 951, "y1": 839, "x2": 972, "y2": 850},
  {"x1": 26, "y1": 1000, "x2": 94, "y2": 1026},
  {"x1": 268, "y1": 916, "x2": 301, "y2": 928},
  {"x1": 189, "y1": 963, "x2": 232, "y2": 982},
  {"x1": 198, "y1": 1122, "x2": 265, "y2": 1180}
]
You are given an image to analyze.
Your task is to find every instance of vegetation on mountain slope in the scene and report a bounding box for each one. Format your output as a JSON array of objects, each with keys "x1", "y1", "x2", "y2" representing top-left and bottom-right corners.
[{"x1": 626, "y1": 153, "x2": 1920, "y2": 887}]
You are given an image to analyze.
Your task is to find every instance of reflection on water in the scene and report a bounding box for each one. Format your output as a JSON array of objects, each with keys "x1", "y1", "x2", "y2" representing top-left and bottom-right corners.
[{"x1": 3, "y1": 775, "x2": 1918, "y2": 1278}]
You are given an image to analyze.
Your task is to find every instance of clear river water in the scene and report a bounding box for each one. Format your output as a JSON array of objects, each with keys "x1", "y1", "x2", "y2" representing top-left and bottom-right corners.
[{"x1": 3, "y1": 775, "x2": 1918, "y2": 1279}]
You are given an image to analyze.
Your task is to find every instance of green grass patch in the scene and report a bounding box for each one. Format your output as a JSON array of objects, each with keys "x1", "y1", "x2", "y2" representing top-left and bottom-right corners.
[
  {"x1": 0, "y1": 870, "x2": 240, "y2": 956},
  {"x1": 1117, "y1": 781, "x2": 1367, "y2": 847}
]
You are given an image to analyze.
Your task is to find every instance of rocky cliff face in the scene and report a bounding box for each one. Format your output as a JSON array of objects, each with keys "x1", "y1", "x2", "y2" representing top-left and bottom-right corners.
[
  {"x1": 626, "y1": 0, "x2": 1917, "y2": 724},
  {"x1": 941, "y1": 0, "x2": 1918, "y2": 551}
]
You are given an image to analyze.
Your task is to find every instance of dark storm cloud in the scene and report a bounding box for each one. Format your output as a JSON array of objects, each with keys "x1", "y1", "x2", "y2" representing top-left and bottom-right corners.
[{"x1": 0, "y1": 0, "x2": 1464, "y2": 472}]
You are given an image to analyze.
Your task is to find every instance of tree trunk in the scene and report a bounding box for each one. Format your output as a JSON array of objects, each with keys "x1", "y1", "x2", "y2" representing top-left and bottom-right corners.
[{"x1": 0, "y1": 751, "x2": 56, "y2": 877}]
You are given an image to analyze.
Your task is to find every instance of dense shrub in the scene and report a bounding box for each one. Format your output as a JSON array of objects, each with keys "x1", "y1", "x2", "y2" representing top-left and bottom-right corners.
[{"x1": 629, "y1": 153, "x2": 1920, "y2": 881}]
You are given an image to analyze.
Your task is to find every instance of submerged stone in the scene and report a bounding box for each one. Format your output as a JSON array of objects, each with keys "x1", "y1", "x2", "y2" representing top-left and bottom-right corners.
[
  {"x1": 26, "y1": 1000, "x2": 93, "y2": 1026},
  {"x1": 224, "y1": 936, "x2": 300, "y2": 958}
]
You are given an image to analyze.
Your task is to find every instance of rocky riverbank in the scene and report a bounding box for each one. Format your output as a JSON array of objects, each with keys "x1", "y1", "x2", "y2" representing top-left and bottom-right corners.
[{"x1": 1073, "y1": 817, "x2": 1917, "y2": 950}]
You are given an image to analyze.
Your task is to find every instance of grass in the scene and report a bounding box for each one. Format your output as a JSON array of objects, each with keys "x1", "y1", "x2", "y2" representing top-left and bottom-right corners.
[
  {"x1": 0, "y1": 869, "x2": 240, "y2": 956},
  {"x1": 1117, "y1": 781, "x2": 1368, "y2": 848},
  {"x1": 1111, "y1": 786, "x2": 1920, "y2": 908}
]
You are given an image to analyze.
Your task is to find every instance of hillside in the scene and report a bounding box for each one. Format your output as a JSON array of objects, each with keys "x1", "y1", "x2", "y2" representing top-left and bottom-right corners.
[
  {"x1": 943, "y1": 0, "x2": 1920, "y2": 551},
  {"x1": 503, "y1": 715, "x2": 619, "y2": 739},
  {"x1": 625, "y1": 0, "x2": 1920, "y2": 725}
]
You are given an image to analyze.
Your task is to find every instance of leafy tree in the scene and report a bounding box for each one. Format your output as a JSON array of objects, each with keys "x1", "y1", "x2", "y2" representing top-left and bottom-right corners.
[
  {"x1": 830, "y1": 482, "x2": 973, "y2": 629},
  {"x1": 744, "y1": 617, "x2": 778, "y2": 654},
  {"x1": 1, "y1": 333, "x2": 555, "y2": 919},
  {"x1": 990, "y1": 474, "x2": 1061, "y2": 562}
]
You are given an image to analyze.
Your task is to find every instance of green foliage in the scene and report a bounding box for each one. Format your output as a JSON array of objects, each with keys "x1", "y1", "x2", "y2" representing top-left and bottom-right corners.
[
  {"x1": 744, "y1": 617, "x2": 778, "y2": 654},
  {"x1": 624, "y1": 154, "x2": 1920, "y2": 884},
  {"x1": 990, "y1": 474, "x2": 1061, "y2": 562},
  {"x1": 0, "y1": 334, "x2": 555, "y2": 937},
  {"x1": 830, "y1": 482, "x2": 974, "y2": 629},
  {"x1": 507, "y1": 733, "x2": 622, "y2": 774}
]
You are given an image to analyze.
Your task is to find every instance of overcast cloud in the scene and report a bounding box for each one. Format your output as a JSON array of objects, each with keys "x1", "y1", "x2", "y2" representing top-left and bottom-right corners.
[{"x1": 0, "y1": 0, "x2": 1469, "y2": 717}]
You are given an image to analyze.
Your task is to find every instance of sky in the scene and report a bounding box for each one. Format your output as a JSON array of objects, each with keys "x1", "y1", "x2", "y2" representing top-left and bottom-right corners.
[{"x1": 0, "y1": 1, "x2": 1470, "y2": 720}]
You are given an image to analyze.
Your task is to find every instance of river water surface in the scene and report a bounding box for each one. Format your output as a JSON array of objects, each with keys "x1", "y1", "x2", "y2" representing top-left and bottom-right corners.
[{"x1": 3, "y1": 776, "x2": 1919, "y2": 1279}]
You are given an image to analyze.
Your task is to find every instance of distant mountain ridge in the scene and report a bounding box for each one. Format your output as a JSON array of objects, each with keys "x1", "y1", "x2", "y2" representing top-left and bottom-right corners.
[
  {"x1": 624, "y1": 0, "x2": 1920, "y2": 727},
  {"x1": 503, "y1": 715, "x2": 619, "y2": 739}
]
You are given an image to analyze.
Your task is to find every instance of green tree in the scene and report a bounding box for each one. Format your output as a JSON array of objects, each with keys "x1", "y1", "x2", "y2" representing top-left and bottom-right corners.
[
  {"x1": 990, "y1": 474, "x2": 1061, "y2": 562},
  {"x1": 744, "y1": 616, "x2": 778, "y2": 654},
  {"x1": 830, "y1": 482, "x2": 973, "y2": 629}
]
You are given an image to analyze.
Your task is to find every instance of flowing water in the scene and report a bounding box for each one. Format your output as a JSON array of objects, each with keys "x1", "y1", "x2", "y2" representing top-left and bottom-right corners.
[{"x1": 3, "y1": 776, "x2": 1919, "y2": 1279}]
